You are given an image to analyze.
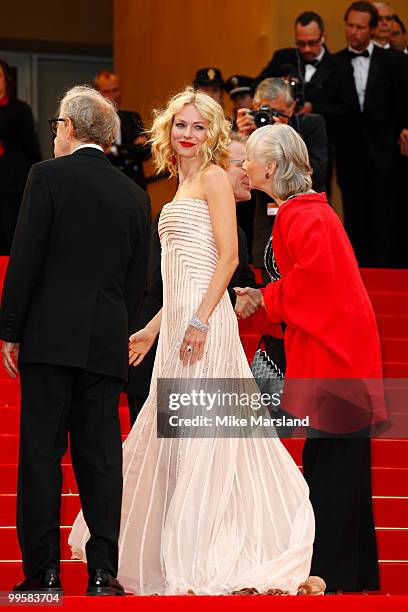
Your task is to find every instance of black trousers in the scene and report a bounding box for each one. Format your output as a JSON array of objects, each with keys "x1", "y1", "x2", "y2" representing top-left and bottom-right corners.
[
  {"x1": 303, "y1": 437, "x2": 379, "y2": 592},
  {"x1": 18, "y1": 363, "x2": 124, "y2": 579},
  {"x1": 127, "y1": 338, "x2": 158, "y2": 426},
  {"x1": 337, "y1": 152, "x2": 394, "y2": 268}
]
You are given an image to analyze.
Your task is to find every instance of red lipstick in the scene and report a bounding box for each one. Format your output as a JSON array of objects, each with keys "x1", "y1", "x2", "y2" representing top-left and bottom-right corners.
[{"x1": 180, "y1": 141, "x2": 195, "y2": 148}]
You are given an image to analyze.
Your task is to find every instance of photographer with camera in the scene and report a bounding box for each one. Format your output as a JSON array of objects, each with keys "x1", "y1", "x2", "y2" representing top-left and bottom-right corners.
[{"x1": 236, "y1": 77, "x2": 327, "y2": 271}]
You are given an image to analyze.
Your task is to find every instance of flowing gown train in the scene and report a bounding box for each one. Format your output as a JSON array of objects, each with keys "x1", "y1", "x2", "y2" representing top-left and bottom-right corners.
[{"x1": 68, "y1": 198, "x2": 315, "y2": 595}]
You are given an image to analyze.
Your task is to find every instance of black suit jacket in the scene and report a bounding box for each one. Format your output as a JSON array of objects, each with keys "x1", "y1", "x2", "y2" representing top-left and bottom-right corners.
[
  {"x1": 335, "y1": 45, "x2": 408, "y2": 176},
  {"x1": 0, "y1": 98, "x2": 41, "y2": 197},
  {"x1": 251, "y1": 113, "x2": 328, "y2": 266},
  {"x1": 107, "y1": 109, "x2": 151, "y2": 189},
  {"x1": 256, "y1": 47, "x2": 350, "y2": 137},
  {"x1": 0, "y1": 147, "x2": 151, "y2": 381}
]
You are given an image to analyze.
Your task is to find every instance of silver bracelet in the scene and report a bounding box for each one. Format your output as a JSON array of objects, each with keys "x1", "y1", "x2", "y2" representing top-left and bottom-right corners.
[{"x1": 190, "y1": 312, "x2": 209, "y2": 333}]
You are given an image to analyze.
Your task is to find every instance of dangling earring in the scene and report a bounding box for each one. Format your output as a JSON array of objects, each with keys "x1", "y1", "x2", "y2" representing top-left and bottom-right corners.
[
  {"x1": 265, "y1": 170, "x2": 271, "y2": 179},
  {"x1": 171, "y1": 153, "x2": 177, "y2": 165}
]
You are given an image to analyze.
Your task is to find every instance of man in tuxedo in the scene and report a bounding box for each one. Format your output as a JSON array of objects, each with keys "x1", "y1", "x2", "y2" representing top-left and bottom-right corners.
[
  {"x1": 335, "y1": 1, "x2": 408, "y2": 267},
  {"x1": 0, "y1": 86, "x2": 150, "y2": 595},
  {"x1": 256, "y1": 11, "x2": 350, "y2": 195},
  {"x1": 126, "y1": 136, "x2": 260, "y2": 424},
  {"x1": 95, "y1": 70, "x2": 150, "y2": 189},
  {"x1": 236, "y1": 77, "x2": 328, "y2": 271}
]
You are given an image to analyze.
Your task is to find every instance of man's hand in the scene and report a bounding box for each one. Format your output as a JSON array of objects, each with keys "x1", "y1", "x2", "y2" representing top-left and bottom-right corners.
[
  {"x1": 234, "y1": 287, "x2": 262, "y2": 319},
  {"x1": 236, "y1": 108, "x2": 256, "y2": 137},
  {"x1": 1, "y1": 342, "x2": 19, "y2": 378},
  {"x1": 399, "y1": 128, "x2": 408, "y2": 156},
  {"x1": 297, "y1": 101, "x2": 313, "y2": 115}
]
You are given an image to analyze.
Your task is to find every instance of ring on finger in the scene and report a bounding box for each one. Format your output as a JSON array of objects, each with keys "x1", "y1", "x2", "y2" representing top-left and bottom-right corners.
[{"x1": 185, "y1": 345, "x2": 193, "y2": 353}]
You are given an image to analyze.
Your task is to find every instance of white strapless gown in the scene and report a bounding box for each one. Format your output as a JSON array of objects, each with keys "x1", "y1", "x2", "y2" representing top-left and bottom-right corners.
[{"x1": 68, "y1": 198, "x2": 315, "y2": 595}]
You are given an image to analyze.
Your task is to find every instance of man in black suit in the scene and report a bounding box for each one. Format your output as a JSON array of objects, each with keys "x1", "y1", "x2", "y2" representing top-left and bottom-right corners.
[
  {"x1": 0, "y1": 86, "x2": 150, "y2": 595},
  {"x1": 335, "y1": 1, "x2": 408, "y2": 267},
  {"x1": 236, "y1": 77, "x2": 328, "y2": 272},
  {"x1": 127, "y1": 136, "x2": 260, "y2": 424},
  {"x1": 256, "y1": 11, "x2": 351, "y2": 196},
  {"x1": 95, "y1": 70, "x2": 150, "y2": 190}
]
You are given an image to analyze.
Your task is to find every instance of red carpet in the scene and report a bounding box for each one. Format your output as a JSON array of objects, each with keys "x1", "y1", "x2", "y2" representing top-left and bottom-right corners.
[{"x1": 0, "y1": 258, "x2": 407, "y2": 606}]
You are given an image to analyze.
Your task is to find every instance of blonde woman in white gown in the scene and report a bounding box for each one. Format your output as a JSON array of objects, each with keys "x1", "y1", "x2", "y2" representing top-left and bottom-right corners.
[{"x1": 69, "y1": 88, "x2": 324, "y2": 596}]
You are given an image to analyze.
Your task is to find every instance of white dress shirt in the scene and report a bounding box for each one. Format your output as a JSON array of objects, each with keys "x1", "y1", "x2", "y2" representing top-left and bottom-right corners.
[
  {"x1": 348, "y1": 41, "x2": 374, "y2": 110},
  {"x1": 304, "y1": 47, "x2": 326, "y2": 82},
  {"x1": 72, "y1": 143, "x2": 104, "y2": 153},
  {"x1": 373, "y1": 40, "x2": 390, "y2": 49}
]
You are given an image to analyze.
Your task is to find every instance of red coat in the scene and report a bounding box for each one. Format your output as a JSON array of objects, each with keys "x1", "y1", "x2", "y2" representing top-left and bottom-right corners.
[
  {"x1": 261, "y1": 193, "x2": 385, "y2": 429},
  {"x1": 261, "y1": 193, "x2": 382, "y2": 378}
]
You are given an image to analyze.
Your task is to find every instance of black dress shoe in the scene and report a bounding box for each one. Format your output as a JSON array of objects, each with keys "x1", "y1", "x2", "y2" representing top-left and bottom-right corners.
[
  {"x1": 13, "y1": 569, "x2": 62, "y2": 594},
  {"x1": 87, "y1": 569, "x2": 125, "y2": 596}
]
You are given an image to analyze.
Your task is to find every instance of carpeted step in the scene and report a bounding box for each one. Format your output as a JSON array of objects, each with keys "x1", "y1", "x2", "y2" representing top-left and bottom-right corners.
[
  {"x1": 360, "y1": 268, "x2": 408, "y2": 293},
  {"x1": 1, "y1": 463, "x2": 407, "y2": 497},
  {"x1": 1, "y1": 560, "x2": 408, "y2": 596},
  {"x1": 1, "y1": 524, "x2": 406, "y2": 563},
  {"x1": 377, "y1": 315, "x2": 408, "y2": 339},
  {"x1": 380, "y1": 338, "x2": 408, "y2": 362},
  {"x1": 369, "y1": 292, "x2": 408, "y2": 316},
  {"x1": 2, "y1": 435, "x2": 407, "y2": 468},
  {"x1": 383, "y1": 362, "x2": 408, "y2": 377},
  {"x1": 1, "y1": 493, "x2": 407, "y2": 528}
]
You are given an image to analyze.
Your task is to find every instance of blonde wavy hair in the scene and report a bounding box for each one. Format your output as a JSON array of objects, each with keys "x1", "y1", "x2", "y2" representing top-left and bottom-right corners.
[
  {"x1": 246, "y1": 123, "x2": 313, "y2": 200},
  {"x1": 150, "y1": 87, "x2": 231, "y2": 177}
]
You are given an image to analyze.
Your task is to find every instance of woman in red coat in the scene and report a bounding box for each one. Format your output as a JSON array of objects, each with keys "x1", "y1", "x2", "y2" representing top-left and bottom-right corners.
[{"x1": 243, "y1": 123, "x2": 383, "y2": 593}]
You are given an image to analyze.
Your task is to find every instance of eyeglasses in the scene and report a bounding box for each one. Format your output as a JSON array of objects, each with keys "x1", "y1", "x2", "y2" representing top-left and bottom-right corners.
[
  {"x1": 228, "y1": 158, "x2": 245, "y2": 168},
  {"x1": 296, "y1": 39, "x2": 322, "y2": 48},
  {"x1": 379, "y1": 15, "x2": 393, "y2": 22},
  {"x1": 48, "y1": 117, "x2": 66, "y2": 135}
]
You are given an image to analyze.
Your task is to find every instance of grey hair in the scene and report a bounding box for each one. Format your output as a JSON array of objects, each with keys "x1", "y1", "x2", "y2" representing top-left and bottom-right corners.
[
  {"x1": 246, "y1": 123, "x2": 312, "y2": 200},
  {"x1": 58, "y1": 85, "x2": 120, "y2": 146},
  {"x1": 253, "y1": 78, "x2": 294, "y2": 106}
]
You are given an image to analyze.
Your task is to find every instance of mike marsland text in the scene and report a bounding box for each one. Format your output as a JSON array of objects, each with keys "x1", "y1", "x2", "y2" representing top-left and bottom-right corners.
[{"x1": 168, "y1": 415, "x2": 310, "y2": 427}]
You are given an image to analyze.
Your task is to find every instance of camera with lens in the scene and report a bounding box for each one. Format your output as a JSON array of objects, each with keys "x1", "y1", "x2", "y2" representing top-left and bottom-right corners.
[{"x1": 250, "y1": 105, "x2": 283, "y2": 128}]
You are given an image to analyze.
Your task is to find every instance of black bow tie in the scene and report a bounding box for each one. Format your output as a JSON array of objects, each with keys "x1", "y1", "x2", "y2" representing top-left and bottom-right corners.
[
  {"x1": 303, "y1": 59, "x2": 319, "y2": 67},
  {"x1": 347, "y1": 49, "x2": 370, "y2": 60}
]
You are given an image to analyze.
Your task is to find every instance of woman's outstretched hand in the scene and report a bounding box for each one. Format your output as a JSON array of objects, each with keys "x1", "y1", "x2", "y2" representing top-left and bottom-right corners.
[
  {"x1": 129, "y1": 328, "x2": 157, "y2": 366},
  {"x1": 180, "y1": 325, "x2": 207, "y2": 367}
]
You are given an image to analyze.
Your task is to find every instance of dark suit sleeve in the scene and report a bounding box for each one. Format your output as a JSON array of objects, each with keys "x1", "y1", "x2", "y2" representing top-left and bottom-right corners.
[
  {"x1": 120, "y1": 111, "x2": 151, "y2": 163},
  {"x1": 129, "y1": 212, "x2": 163, "y2": 333},
  {"x1": 227, "y1": 226, "x2": 257, "y2": 306},
  {"x1": 237, "y1": 226, "x2": 257, "y2": 288},
  {"x1": 0, "y1": 164, "x2": 53, "y2": 341},
  {"x1": 125, "y1": 191, "x2": 151, "y2": 332},
  {"x1": 16, "y1": 102, "x2": 42, "y2": 164},
  {"x1": 299, "y1": 114, "x2": 328, "y2": 192},
  {"x1": 146, "y1": 212, "x2": 163, "y2": 303},
  {"x1": 256, "y1": 49, "x2": 297, "y2": 84},
  {"x1": 308, "y1": 61, "x2": 351, "y2": 121}
]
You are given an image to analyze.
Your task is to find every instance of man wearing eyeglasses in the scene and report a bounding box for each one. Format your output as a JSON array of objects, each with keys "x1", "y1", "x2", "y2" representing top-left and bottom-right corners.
[
  {"x1": 256, "y1": 11, "x2": 351, "y2": 197},
  {"x1": 372, "y1": 2, "x2": 394, "y2": 48},
  {"x1": 0, "y1": 85, "x2": 150, "y2": 595}
]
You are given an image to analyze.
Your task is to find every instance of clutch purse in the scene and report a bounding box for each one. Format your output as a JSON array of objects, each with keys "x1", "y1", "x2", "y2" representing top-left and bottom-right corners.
[{"x1": 250, "y1": 335, "x2": 285, "y2": 397}]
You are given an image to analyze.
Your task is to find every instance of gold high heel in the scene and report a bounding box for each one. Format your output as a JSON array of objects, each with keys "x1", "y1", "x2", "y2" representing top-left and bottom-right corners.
[{"x1": 297, "y1": 576, "x2": 326, "y2": 595}]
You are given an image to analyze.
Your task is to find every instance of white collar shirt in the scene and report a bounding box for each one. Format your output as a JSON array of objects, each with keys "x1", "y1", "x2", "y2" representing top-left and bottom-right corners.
[
  {"x1": 304, "y1": 47, "x2": 326, "y2": 82},
  {"x1": 72, "y1": 144, "x2": 104, "y2": 154},
  {"x1": 348, "y1": 41, "x2": 374, "y2": 110}
]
